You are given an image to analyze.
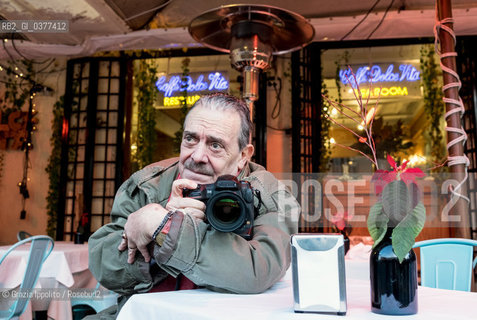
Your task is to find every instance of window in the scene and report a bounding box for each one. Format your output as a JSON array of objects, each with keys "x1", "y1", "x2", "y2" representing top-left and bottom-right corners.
[{"x1": 321, "y1": 44, "x2": 444, "y2": 174}]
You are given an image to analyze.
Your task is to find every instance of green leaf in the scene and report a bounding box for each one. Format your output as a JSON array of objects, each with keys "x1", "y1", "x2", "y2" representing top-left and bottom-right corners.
[
  {"x1": 392, "y1": 202, "x2": 426, "y2": 263},
  {"x1": 382, "y1": 180, "x2": 411, "y2": 225},
  {"x1": 367, "y1": 202, "x2": 388, "y2": 248}
]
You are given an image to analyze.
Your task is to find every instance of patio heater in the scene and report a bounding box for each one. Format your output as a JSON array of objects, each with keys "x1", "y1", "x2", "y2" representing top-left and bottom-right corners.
[{"x1": 189, "y1": 4, "x2": 315, "y2": 115}]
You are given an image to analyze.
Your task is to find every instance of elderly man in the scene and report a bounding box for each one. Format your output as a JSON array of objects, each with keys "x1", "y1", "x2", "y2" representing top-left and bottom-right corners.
[{"x1": 88, "y1": 93, "x2": 299, "y2": 317}]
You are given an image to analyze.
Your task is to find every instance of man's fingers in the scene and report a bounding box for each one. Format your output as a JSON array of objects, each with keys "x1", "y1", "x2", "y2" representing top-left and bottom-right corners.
[
  {"x1": 127, "y1": 247, "x2": 137, "y2": 264},
  {"x1": 171, "y1": 179, "x2": 198, "y2": 197},
  {"x1": 137, "y1": 245, "x2": 151, "y2": 263},
  {"x1": 118, "y1": 238, "x2": 128, "y2": 251},
  {"x1": 167, "y1": 197, "x2": 206, "y2": 212},
  {"x1": 127, "y1": 238, "x2": 138, "y2": 264},
  {"x1": 186, "y1": 208, "x2": 206, "y2": 221}
]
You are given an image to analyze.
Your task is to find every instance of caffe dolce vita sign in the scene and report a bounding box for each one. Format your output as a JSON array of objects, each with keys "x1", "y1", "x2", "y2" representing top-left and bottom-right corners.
[
  {"x1": 339, "y1": 63, "x2": 421, "y2": 99},
  {"x1": 155, "y1": 71, "x2": 229, "y2": 108}
]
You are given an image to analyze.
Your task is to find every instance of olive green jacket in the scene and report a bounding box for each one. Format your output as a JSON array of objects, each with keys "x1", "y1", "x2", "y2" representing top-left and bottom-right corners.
[{"x1": 88, "y1": 160, "x2": 299, "y2": 300}]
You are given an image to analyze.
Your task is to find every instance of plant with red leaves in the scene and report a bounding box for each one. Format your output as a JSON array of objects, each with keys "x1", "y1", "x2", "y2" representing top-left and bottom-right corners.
[
  {"x1": 323, "y1": 69, "x2": 427, "y2": 263},
  {"x1": 368, "y1": 155, "x2": 426, "y2": 262}
]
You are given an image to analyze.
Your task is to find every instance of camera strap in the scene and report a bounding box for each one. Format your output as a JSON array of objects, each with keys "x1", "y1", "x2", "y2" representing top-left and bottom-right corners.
[{"x1": 253, "y1": 189, "x2": 262, "y2": 218}]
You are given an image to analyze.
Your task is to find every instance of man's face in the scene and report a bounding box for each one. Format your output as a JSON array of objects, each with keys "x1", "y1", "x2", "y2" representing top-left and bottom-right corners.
[{"x1": 178, "y1": 106, "x2": 250, "y2": 184}]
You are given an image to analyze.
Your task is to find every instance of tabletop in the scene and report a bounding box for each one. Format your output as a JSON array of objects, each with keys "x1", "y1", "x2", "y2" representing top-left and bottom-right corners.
[{"x1": 117, "y1": 248, "x2": 477, "y2": 320}]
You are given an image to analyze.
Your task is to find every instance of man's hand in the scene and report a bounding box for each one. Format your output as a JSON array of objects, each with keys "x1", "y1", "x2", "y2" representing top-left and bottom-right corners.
[
  {"x1": 166, "y1": 178, "x2": 206, "y2": 221},
  {"x1": 118, "y1": 179, "x2": 206, "y2": 264},
  {"x1": 118, "y1": 203, "x2": 168, "y2": 264}
]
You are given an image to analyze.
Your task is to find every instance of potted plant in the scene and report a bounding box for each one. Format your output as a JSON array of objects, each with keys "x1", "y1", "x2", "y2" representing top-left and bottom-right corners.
[
  {"x1": 323, "y1": 69, "x2": 427, "y2": 315},
  {"x1": 368, "y1": 155, "x2": 425, "y2": 315}
]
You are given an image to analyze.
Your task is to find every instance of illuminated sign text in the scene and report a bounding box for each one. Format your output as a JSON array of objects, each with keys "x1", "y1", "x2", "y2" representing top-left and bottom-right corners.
[
  {"x1": 355, "y1": 86, "x2": 409, "y2": 98},
  {"x1": 156, "y1": 72, "x2": 229, "y2": 97},
  {"x1": 340, "y1": 64, "x2": 420, "y2": 87},
  {"x1": 163, "y1": 95, "x2": 201, "y2": 107}
]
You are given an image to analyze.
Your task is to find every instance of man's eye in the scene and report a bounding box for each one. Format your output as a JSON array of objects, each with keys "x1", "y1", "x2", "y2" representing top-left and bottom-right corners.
[
  {"x1": 211, "y1": 142, "x2": 223, "y2": 150},
  {"x1": 184, "y1": 135, "x2": 195, "y2": 143}
]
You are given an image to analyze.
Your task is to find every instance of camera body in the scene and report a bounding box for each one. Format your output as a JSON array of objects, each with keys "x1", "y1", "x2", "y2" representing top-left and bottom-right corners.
[{"x1": 183, "y1": 175, "x2": 255, "y2": 239}]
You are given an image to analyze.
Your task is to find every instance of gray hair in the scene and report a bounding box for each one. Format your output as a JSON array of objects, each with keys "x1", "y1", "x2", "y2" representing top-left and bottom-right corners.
[{"x1": 185, "y1": 93, "x2": 252, "y2": 150}]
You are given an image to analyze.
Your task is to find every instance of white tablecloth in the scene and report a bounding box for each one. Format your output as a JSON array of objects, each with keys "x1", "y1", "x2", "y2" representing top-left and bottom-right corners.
[
  {"x1": 0, "y1": 241, "x2": 90, "y2": 289},
  {"x1": 0, "y1": 241, "x2": 95, "y2": 320},
  {"x1": 117, "y1": 254, "x2": 477, "y2": 320}
]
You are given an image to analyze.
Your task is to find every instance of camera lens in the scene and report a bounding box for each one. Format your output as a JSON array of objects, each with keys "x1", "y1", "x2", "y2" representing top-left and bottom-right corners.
[
  {"x1": 213, "y1": 198, "x2": 241, "y2": 223},
  {"x1": 207, "y1": 193, "x2": 245, "y2": 233}
]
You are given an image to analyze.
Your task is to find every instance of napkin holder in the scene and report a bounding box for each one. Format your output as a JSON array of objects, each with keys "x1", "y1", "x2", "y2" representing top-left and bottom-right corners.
[{"x1": 291, "y1": 234, "x2": 347, "y2": 315}]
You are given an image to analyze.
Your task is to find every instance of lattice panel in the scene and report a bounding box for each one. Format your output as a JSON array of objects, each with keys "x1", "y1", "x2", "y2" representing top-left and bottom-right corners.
[
  {"x1": 291, "y1": 44, "x2": 323, "y2": 233},
  {"x1": 58, "y1": 58, "x2": 127, "y2": 240}
]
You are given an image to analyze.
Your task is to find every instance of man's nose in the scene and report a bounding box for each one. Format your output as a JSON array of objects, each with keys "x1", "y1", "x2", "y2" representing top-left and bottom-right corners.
[{"x1": 191, "y1": 142, "x2": 208, "y2": 163}]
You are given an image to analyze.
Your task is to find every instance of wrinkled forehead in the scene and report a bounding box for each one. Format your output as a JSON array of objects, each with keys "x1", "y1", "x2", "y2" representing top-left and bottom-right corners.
[
  {"x1": 186, "y1": 104, "x2": 239, "y2": 124},
  {"x1": 184, "y1": 105, "x2": 241, "y2": 137}
]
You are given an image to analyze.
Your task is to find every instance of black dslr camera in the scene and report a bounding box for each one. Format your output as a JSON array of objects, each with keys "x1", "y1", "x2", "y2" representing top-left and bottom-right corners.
[{"x1": 182, "y1": 175, "x2": 258, "y2": 240}]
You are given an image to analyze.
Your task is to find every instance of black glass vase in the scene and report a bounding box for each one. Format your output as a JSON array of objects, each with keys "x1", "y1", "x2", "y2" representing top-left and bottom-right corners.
[{"x1": 370, "y1": 229, "x2": 418, "y2": 315}]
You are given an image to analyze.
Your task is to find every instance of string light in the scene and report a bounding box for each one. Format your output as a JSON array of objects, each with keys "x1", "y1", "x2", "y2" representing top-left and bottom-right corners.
[
  {"x1": 1, "y1": 64, "x2": 47, "y2": 219},
  {"x1": 434, "y1": 15, "x2": 470, "y2": 205},
  {"x1": 17, "y1": 84, "x2": 42, "y2": 219},
  {"x1": 406, "y1": 155, "x2": 427, "y2": 167}
]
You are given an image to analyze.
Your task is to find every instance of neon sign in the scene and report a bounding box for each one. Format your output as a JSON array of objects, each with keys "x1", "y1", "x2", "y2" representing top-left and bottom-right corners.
[
  {"x1": 339, "y1": 64, "x2": 420, "y2": 87},
  {"x1": 164, "y1": 95, "x2": 201, "y2": 107},
  {"x1": 156, "y1": 72, "x2": 229, "y2": 97},
  {"x1": 355, "y1": 87, "x2": 409, "y2": 98}
]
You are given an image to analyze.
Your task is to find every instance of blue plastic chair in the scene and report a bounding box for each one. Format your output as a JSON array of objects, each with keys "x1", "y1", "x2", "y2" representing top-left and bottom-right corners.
[
  {"x1": 17, "y1": 231, "x2": 33, "y2": 241},
  {"x1": 71, "y1": 282, "x2": 119, "y2": 315},
  {"x1": 413, "y1": 238, "x2": 477, "y2": 291},
  {"x1": 0, "y1": 235, "x2": 54, "y2": 319}
]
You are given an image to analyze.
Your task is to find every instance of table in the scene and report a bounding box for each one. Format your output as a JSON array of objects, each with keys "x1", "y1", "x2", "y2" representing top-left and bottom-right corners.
[
  {"x1": 0, "y1": 241, "x2": 96, "y2": 320},
  {"x1": 117, "y1": 252, "x2": 477, "y2": 320}
]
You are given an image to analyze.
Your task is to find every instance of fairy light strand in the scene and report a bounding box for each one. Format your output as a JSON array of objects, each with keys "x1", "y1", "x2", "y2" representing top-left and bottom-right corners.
[{"x1": 433, "y1": 16, "x2": 470, "y2": 204}]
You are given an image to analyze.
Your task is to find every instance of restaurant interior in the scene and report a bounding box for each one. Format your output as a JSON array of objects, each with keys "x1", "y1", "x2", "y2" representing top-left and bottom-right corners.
[{"x1": 1, "y1": 0, "x2": 477, "y2": 319}]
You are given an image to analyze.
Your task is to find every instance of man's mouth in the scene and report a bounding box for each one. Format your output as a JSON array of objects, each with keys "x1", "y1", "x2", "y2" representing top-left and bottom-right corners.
[
  {"x1": 185, "y1": 168, "x2": 209, "y2": 176},
  {"x1": 183, "y1": 168, "x2": 214, "y2": 183}
]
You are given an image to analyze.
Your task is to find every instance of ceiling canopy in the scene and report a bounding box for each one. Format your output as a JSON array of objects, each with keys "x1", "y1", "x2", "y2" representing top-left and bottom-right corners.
[{"x1": 1, "y1": 0, "x2": 477, "y2": 59}]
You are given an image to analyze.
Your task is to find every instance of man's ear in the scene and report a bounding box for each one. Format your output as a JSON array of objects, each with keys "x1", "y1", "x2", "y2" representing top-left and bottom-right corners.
[{"x1": 238, "y1": 144, "x2": 254, "y2": 169}]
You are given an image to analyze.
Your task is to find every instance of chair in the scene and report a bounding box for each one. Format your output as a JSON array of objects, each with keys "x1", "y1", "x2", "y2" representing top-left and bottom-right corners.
[
  {"x1": 17, "y1": 231, "x2": 33, "y2": 241},
  {"x1": 413, "y1": 238, "x2": 477, "y2": 291},
  {"x1": 71, "y1": 282, "x2": 119, "y2": 315},
  {"x1": 0, "y1": 235, "x2": 54, "y2": 319}
]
